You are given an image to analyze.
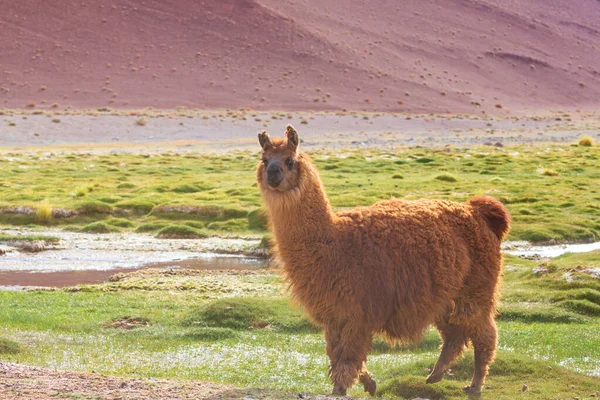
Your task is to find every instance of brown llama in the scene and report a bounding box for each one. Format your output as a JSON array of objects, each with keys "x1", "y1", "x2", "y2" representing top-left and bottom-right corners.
[{"x1": 256, "y1": 125, "x2": 510, "y2": 396}]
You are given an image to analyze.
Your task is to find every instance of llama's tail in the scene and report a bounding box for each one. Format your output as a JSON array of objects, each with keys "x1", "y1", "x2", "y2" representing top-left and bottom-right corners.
[{"x1": 468, "y1": 196, "x2": 511, "y2": 241}]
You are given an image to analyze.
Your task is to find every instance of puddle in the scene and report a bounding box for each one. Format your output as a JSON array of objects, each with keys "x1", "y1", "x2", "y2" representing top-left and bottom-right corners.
[
  {"x1": 0, "y1": 229, "x2": 268, "y2": 288},
  {"x1": 0, "y1": 257, "x2": 269, "y2": 288},
  {"x1": 503, "y1": 241, "x2": 600, "y2": 259}
]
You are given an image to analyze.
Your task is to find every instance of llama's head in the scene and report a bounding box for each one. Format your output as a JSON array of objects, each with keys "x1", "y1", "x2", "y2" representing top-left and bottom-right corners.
[{"x1": 256, "y1": 125, "x2": 301, "y2": 192}]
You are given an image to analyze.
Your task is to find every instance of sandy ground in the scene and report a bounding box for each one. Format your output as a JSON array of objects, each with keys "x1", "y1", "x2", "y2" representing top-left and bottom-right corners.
[
  {"x1": 0, "y1": 361, "x2": 349, "y2": 399},
  {"x1": 2, "y1": 0, "x2": 600, "y2": 114},
  {"x1": 2, "y1": 111, "x2": 599, "y2": 153}
]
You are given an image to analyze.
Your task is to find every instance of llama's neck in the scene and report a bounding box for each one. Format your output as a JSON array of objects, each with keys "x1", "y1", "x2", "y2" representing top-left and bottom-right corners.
[{"x1": 262, "y1": 158, "x2": 335, "y2": 245}]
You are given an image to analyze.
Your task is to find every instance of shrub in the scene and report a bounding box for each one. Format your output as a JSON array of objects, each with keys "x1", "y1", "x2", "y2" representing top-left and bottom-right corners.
[
  {"x1": 135, "y1": 222, "x2": 169, "y2": 233},
  {"x1": 578, "y1": 136, "x2": 593, "y2": 147}
]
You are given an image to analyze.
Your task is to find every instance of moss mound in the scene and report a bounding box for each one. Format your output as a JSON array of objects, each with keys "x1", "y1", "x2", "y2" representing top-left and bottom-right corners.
[
  {"x1": 156, "y1": 225, "x2": 210, "y2": 239},
  {"x1": 81, "y1": 222, "x2": 120, "y2": 234},
  {"x1": 182, "y1": 297, "x2": 318, "y2": 332}
]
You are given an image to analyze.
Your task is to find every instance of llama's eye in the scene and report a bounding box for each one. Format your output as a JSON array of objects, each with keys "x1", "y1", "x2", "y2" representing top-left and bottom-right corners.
[
  {"x1": 285, "y1": 158, "x2": 294, "y2": 169},
  {"x1": 262, "y1": 159, "x2": 269, "y2": 166}
]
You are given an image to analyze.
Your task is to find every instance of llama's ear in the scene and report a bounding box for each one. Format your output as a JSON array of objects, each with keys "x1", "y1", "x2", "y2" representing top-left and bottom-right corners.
[
  {"x1": 258, "y1": 131, "x2": 273, "y2": 151},
  {"x1": 285, "y1": 125, "x2": 299, "y2": 152}
]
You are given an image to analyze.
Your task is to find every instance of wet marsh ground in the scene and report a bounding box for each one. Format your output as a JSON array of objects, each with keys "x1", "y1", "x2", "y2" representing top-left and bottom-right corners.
[
  {"x1": 0, "y1": 143, "x2": 598, "y2": 243},
  {"x1": 0, "y1": 140, "x2": 599, "y2": 398}
]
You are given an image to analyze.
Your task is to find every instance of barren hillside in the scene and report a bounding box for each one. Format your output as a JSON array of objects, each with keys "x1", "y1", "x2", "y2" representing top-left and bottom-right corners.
[{"x1": 2, "y1": 0, "x2": 600, "y2": 113}]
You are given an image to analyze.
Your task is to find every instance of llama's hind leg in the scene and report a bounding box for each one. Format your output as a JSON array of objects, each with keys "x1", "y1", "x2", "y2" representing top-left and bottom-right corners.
[
  {"x1": 359, "y1": 362, "x2": 376, "y2": 396},
  {"x1": 427, "y1": 322, "x2": 468, "y2": 384},
  {"x1": 326, "y1": 323, "x2": 374, "y2": 396},
  {"x1": 464, "y1": 316, "x2": 498, "y2": 394}
]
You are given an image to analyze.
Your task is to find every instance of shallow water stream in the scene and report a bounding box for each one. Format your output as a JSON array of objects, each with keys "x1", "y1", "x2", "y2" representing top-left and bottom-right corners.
[
  {"x1": 0, "y1": 229, "x2": 267, "y2": 288},
  {"x1": 0, "y1": 229, "x2": 598, "y2": 289}
]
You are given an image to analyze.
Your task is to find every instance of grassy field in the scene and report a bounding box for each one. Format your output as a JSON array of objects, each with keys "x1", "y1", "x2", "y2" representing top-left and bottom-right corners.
[
  {"x1": 0, "y1": 143, "x2": 598, "y2": 243},
  {"x1": 1, "y1": 141, "x2": 599, "y2": 398},
  {"x1": 0, "y1": 251, "x2": 599, "y2": 399}
]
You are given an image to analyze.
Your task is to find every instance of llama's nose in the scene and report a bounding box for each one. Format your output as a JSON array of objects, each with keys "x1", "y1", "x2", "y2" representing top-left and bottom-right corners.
[{"x1": 267, "y1": 163, "x2": 283, "y2": 187}]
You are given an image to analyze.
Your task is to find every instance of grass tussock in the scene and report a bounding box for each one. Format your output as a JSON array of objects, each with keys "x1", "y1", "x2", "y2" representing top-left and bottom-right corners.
[
  {"x1": 541, "y1": 168, "x2": 560, "y2": 176},
  {"x1": 81, "y1": 222, "x2": 120, "y2": 234},
  {"x1": 433, "y1": 173, "x2": 458, "y2": 182},
  {"x1": 36, "y1": 200, "x2": 52, "y2": 224}
]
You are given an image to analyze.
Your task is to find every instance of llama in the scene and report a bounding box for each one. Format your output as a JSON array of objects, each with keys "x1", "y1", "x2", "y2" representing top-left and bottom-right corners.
[{"x1": 256, "y1": 125, "x2": 510, "y2": 396}]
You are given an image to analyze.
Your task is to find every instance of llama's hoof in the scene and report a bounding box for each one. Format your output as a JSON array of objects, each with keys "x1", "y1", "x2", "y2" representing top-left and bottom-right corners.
[
  {"x1": 332, "y1": 384, "x2": 347, "y2": 396},
  {"x1": 362, "y1": 377, "x2": 376, "y2": 396},
  {"x1": 463, "y1": 385, "x2": 482, "y2": 395},
  {"x1": 426, "y1": 371, "x2": 444, "y2": 384}
]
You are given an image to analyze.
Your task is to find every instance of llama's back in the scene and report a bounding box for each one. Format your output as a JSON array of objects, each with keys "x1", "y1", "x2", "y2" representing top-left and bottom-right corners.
[{"x1": 333, "y1": 197, "x2": 505, "y2": 342}]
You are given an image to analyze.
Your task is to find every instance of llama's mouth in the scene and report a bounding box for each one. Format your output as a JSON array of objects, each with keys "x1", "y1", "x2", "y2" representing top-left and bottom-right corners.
[{"x1": 267, "y1": 180, "x2": 282, "y2": 188}]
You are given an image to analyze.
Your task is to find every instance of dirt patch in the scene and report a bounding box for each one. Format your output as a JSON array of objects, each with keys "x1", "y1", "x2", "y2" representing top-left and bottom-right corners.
[
  {"x1": 102, "y1": 316, "x2": 150, "y2": 330},
  {"x1": 0, "y1": 362, "x2": 355, "y2": 399},
  {"x1": 1, "y1": 111, "x2": 598, "y2": 152}
]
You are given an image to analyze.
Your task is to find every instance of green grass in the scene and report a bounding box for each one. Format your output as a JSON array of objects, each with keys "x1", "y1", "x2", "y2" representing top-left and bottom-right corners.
[
  {"x1": 0, "y1": 251, "x2": 599, "y2": 398},
  {"x1": 0, "y1": 234, "x2": 60, "y2": 243},
  {"x1": 0, "y1": 145, "x2": 598, "y2": 242}
]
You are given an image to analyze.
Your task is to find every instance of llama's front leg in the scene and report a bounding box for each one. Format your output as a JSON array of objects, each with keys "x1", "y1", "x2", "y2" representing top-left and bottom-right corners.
[{"x1": 325, "y1": 323, "x2": 374, "y2": 396}]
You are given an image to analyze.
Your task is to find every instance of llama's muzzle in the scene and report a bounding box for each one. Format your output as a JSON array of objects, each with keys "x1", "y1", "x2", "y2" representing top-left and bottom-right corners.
[{"x1": 266, "y1": 161, "x2": 284, "y2": 187}]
